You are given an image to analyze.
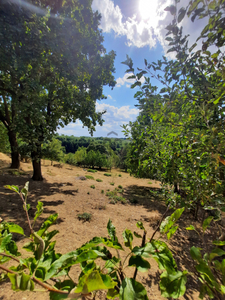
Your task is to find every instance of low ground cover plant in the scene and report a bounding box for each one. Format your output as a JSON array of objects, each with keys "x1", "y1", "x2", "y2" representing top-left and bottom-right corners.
[
  {"x1": 104, "y1": 173, "x2": 112, "y2": 177},
  {"x1": 87, "y1": 169, "x2": 97, "y2": 173},
  {"x1": 96, "y1": 179, "x2": 103, "y2": 182},
  {"x1": 90, "y1": 185, "x2": 95, "y2": 189},
  {"x1": 85, "y1": 175, "x2": 94, "y2": 180}
]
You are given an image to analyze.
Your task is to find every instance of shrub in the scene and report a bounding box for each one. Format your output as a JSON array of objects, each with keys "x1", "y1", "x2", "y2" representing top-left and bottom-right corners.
[
  {"x1": 90, "y1": 185, "x2": 95, "y2": 189},
  {"x1": 110, "y1": 182, "x2": 114, "y2": 186},
  {"x1": 88, "y1": 169, "x2": 97, "y2": 173},
  {"x1": 87, "y1": 191, "x2": 90, "y2": 195},
  {"x1": 85, "y1": 175, "x2": 94, "y2": 180},
  {"x1": 118, "y1": 174, "x2": 122, "y2": 177},
  {"x1": 104, "y1": 173, "x2": 111, "y2": 177},
  {"x1": 77, "y1": 212, "x2": 92, "y2": 222},
  {"x1": 118, "y1": 185, "x2": 123, "y2": 189},
  {"x1": 101, "y1": 190, "x2": 104, "y2": 194},
  {"x1": 96, "y1": 179, "x2": 103, "y2": 182}
]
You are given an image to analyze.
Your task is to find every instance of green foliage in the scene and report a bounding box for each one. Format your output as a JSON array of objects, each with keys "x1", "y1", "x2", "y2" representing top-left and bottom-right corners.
[
  {"x1": 96, "y1": 179, "x2": 103, "y2": 182},
  {"x1": 101, "y1": 190, "x2": 104, "y2": 194},
  {"x1": 0, "y1": 184, "x2": 189, "y2": 299},
  {"x1": 64, "y1": 153, "x2": 77, "y2": 166},
  {"x1": 88, "y1": 169, "x2": 97, "y2": 173},
  {"x1": 0, "y1": 123, "x2": 10, "y2": 153},
  {"x1": 110, "y1": 182, "x2": 115, "y2": 186},
  {"x1": 85, "y1": 175, "x2": 95, "y2": 180},
  {"x1": 118, "y1": 185, "x2": 123, "y2": 189},
  {"x1": 118, "y1": 174, "x2": 122, "y2": 177},
  {"x1": 77, "y1": 213, "x2": 92, "y2": 222},
  {"x1": 42, "y1": 139, "x2": 65, "y2": 165},
  {"x1": 90, "y1": 185, "x2": 95, "y2": 189},
  {"x1": 104, "y1": 173, "x2": 112, "y2": 177},
  {"x1": 106, "y1": 189, "x2": 126, "y2": 204}
]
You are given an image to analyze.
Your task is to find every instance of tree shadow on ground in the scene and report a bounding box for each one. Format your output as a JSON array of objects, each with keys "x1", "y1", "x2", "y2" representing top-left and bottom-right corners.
[{"x1": 0, "y1": 173, "x2": 77, "y2": 235}]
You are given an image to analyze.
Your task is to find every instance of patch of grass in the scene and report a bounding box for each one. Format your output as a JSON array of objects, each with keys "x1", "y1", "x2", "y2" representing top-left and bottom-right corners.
[
  {"x1": 110, "y1": 182, "x2": 115, "y2": 186},
  {"x1": 148, "y1": 181, "x2": 153, "y2": 184},
  {"x1": 106, "y1": 189, "x2": 127, "y2": 204},
  {"x1": 95, "y1": 204, "x2": 106, "y2": 210},
  {"x1": 88, "y1": 169, "x2": 97, "y2": 173},
  {"x1": 87, "y1": 191, "x2": 90, "y2": 195},
  {"x1": 90, "y1": 185, "x2": 95, "y2": 189},
  {"x1": 118, "y1": 185, "x2": 123, "y2": 189},
  {"x1": 118, "y1": 189, "x2": 124, "y2": 194},
  {"x1": 7, "y1": 170, "x2": 27, "y2": 176},
  {"x1": 118, "y1": 174, "x2": 122, "y2": 177},
  {"x1": 77, "y1": 213, "x2": 92, "y2": 222},
  {"x1": 104, "y1": 173, "x2": 112, "y2": 177},
  {"x1": 85, "y1": 175, "x2": 94, "y2": 180},
  {"x1": 96, "y1": 179, "x2": 103, "y2": 182},
  {"x1": 101, "y1": 190, "x2": 104, "y2": 194}
]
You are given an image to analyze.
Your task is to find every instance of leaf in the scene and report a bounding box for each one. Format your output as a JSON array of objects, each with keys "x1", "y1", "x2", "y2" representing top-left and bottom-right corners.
[
  {"x1": 34, "y1": 201, "x2": 44, "y2": 222},
  {"x1": 37, "y1": 213, "x2": 58, "y2": 236},
  {"x1": 202, "y1": 216, "x2": 213, "y2": 232},
  {"x1": 209, "y1": 248, "x2": 225, "y2": 261},
  {"x1": 6, "y1": 223, "x2": 24, "y2": 235},
  {"x1": 107, "y1": 220, "x2": 118, "y2": 242},
  {"x1": 134, "y1": 232, "x2": 142, "y2": 239},
  {"x1": 0, "y1": 233, "x2": 12, "y2": 252},
  {"x1": 122, "y1": 229, "x2": 133, "y2": 250},
  {"x1": 160, "y1": 208, "x2": 184, "y2": 235},
  {"x1": 213, "y1": 240, "x2": 225, "y2": 246},
  {"x1": 164, "y1": 5, "x2": 176, "y2": 15},
  {"x1": 160, "y1": 270, "x2": 187, "y2": 298},
  {"x1": 74, "y1": 270, "x2": 116, "y2": 294},
  {"x1": 136, "y1": 222, "x2": 145, "y2": 231},
  {"x1": 196, "y1": 262, "x2": 220, "y2": 290},
  {"x1": 107, "y1": 288, "x2": 119, "y2": 299},
  {"x1": 167, "y1": 225, "x2": 178, "y2": 240},
  {"x1": 21, "y1": 182, "x2": 29, "y2": 199},
  {"x1": 128, "y1": 255, "x2": 150, "y2": 272},
  {"x1": 190, "y1": 246, "x2": 202, "y2": 262},
  {"x1": 8, "y1": 272, "x2": 34, "y2": 291},
  {"x1": 178, "y1": 7, "x2": 186, "y2": 23},
  {"x1": 119, "y1": 278, "x2": 148, "y2": 300},
  {"x1": 186, "y1": 225, "x2": 196, "y2": 231},
  {"x1": 4, "y1": 185, "x2": 19, "y2": 194}
]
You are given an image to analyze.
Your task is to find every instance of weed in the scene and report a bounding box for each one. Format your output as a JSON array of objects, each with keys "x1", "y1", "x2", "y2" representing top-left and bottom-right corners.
[
  {"x1": 104, "y1": 173, "x2": 111, "y2": 177},
  {"x1": 148, "y1": 181, "x2": 153, "y2": 184},
  {"x1": 106, "y1": 189, "x2": 126, "y2": 204},
  {"x1": 85, "y1": 175, "x2": 94, "y2": 180},
  {"x1": 87, "y1": 192, "x2": 90, "y2": 195},
  {"x1": 118, "y1": 189, "x2": 124, "y2": 193},
  {"x1": 96, "y1": 179, "x2": 103, "y2": 182},
  {"x1": 118, "y1": 174, "x2": 122, "y2": 177},
  {"x1": 118, "y1": 185, "x2": 123, "y2": 189},
  {"x1": 77, "y1": 212, "x2": 92, "y2": 222},
  {"x1": 101, "y1": 190, "x2": 104, "y2": 194},
  {"x1": 110, "y1": 182, "x2": 114, "y2": 186},
  {"x1": 88, "y1": 169, "x2": 97, "y2": 173},
  {"x1": 90, "y1": 185, "x2": 95, "y2": 189}
]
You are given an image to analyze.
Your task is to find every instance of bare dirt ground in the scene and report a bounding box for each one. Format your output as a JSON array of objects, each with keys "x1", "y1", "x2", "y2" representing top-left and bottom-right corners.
[{"x1": 0, "y1": 152, "x2": 217, "y2": 300}]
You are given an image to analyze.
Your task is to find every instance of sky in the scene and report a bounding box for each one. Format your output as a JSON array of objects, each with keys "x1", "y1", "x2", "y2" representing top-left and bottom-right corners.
[{"x1": 58, "y1": 0, "x2": 207, "y2": 138}]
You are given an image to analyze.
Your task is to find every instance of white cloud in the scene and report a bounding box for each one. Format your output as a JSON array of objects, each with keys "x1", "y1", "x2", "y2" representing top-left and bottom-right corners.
[
  {"x1": 107, "y1": 94, "x2": 112, "y2": 99},
  {"x1": 57, "y1": 103, "x2": 139, "y2": 137},
  {"x1": 92, "y1": 0, "x2": 207, "y2": 55},
  {"x1": 116, "y1": 72, "x2": 145, "y2": 88}
]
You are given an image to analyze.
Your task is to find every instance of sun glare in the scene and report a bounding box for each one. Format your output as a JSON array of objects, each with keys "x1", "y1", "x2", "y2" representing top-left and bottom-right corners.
[{"x1": 139, "y1": 0, "x2": 158, "y2": 22}]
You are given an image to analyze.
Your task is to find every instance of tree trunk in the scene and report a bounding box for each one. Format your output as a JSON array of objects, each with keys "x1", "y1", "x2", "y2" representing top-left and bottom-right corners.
[
  {"x1": 31, "y1": 149, "x2": 43, "y2": 181},
  {"x1": 8, "y1": 130, "x2": 20, "y2": 169}
]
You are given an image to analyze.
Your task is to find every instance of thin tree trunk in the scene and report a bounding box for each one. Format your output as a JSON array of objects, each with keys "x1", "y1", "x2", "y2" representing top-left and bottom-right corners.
[
  {"x1": 31, "y1": 147, "x2": 43, "y2": 181},
  {"x1": 8, "y1": 129, "x2": 20, "y2": 169}
]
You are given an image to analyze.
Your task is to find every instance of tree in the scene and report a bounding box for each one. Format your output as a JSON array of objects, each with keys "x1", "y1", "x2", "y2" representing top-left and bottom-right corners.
[
  {"x1": 0, "y1": 123, "x2": 10, "y2": 154},
  {"x1": 42, "y1": 138, "x2": 65, "y2": 165},
  {"x1": 123, "y1": 0, "x2": 225, "y2": 216},
  {"x1": 0, "y1": 0, "x2": 116, "y2": 180}
]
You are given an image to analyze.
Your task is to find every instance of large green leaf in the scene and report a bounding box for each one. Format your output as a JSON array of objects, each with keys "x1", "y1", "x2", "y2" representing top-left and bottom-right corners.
[
  {"x1": 128, "y1": 255, "x2": 150, "y2": 272},
  {"x1": 5, "y1": 223, "x2": 24, "y2": 235},
  {"x1": 119, "y1": 278, "x2": 149, "y2": 300},
  {"x1": 160, "y1": 270, "x2": 187, "y2": 298},
  {"x1": 0, "y1": 233, "x2": 12, "y2": 252},
  {"x1": 4, "y1": 185, "x2": 19, "y2": 194},
  {"x1": 122, "y1": 229, "x2": 133, "y2": 250},
  {"x1": 190, "y1": 246, "x2": 202, "y2": 263},
  {"x1": 160, "y1": 208, "x2": 184, "y2": 235},
  {"x1": 202, "y1": 216, "x2": 213, "y2": 232},
  {"x1": 8, "y1": 272, "x2": 34, "y2": 291},
  {"x1": 34, "y1": 201, "x2": 44, "y2": 222},
  {"x1": 74, "y1": 270, "x2": 116, "y2": 294},
  {"x1": 37, "y1": 214, "x2": 58, "y2": 236}
]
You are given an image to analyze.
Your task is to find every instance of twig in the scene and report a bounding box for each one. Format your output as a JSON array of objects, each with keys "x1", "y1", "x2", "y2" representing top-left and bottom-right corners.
[
  {"x1": 150, "y1": 204, "x2": 171, "y2": 242},
  {"x1": 0, "y1": 253, "x2": 20, "y2": 263}
]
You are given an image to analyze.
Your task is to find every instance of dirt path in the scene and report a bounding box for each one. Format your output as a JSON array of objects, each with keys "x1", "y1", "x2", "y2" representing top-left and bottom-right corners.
[{"x1": 0, "y1": 153, "x2": 207, "y2": 299}]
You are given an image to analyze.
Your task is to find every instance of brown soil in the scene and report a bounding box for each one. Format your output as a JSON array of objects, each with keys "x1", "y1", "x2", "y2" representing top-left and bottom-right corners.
[{"x1": 0, "y1": 152, "x2": 218, "y2": 300}]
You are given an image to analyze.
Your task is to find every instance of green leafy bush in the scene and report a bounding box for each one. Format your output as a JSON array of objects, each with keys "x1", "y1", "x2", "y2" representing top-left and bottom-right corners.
[
  {"x1": 90, "y1": 185, "x2": 95, "y2": 189},
  {"x1": 101, "y1": 190, "x2": 104, "y2": 194},
  {"x1": 104, "y1": 173, "x2": 112, "y2": 177},
  {"x1": 77, "y1": 212, "x2": 92, "y2": 222},
  {"x1": 96, "y1": 179, "x2": 103, "y2": 182},
  {"x1": 110, "y1": 182, "x2": 115, "y2": 186},
  {"x1": 88, "y1": 169, "x2": 97, "y2": 173},
  {"x1": 118, "y1": 185, "x2": 123, "y2": 189}
]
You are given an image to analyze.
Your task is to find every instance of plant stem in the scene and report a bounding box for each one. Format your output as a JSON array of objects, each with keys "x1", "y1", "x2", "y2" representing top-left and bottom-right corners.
[
  {"x1": 133, "y1": 230, "x2": 146, "y2": 281},
  {"x1": 19, "y1": 192, "x2": 33, "y2": 235},
  {"x1": 0, "y1": 253, "x2": 20, "y2": 263},
  {"x1": 150, "y1": 204, "x2": 170, "y2": 242}
]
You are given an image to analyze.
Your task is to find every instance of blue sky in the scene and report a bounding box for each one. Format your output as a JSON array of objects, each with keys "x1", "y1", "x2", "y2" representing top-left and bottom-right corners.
[{"x1": 58, "y1": 0, "x2": 206, "y2": 138}]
